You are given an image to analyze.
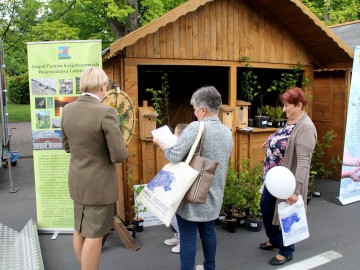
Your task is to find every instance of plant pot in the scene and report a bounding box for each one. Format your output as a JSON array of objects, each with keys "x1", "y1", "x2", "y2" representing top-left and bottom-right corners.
[
  {"x1": 132, "y1": 218, "x2": 144, "y2": 232},
  {"x1": 246, "y1": 216, "x2": 263, "y2": 232},
  {"x1": 216, "y1": 213, "x2": 226, "y2": 225},
  {"x1": 255, "y1": 116, "x2": 268, "y2": 128},
  {"x1": 248, "y1": 118, "x2": 254, "y2": 127},
  {"x1": 234, "y1": 212, "x2": 247, "y2": 227},
  {"x1": 273, "y1": 120, "x2": 282, "y2": 128},
  {"x1": 227, "y1": 219, "x2": 237, "y2": 233},
  {"x1": 221, "y1": 219, "x2": 229, "y2": 230},
  {"x1": 126, "y1": 224, "x2": 136, "y2": 239},
  {"x1": 267, "y1": 119, "x2": 273, "y2": 127},
  {"x1": 313, "y1": 188, "x2": 321, "y2": 197},
  {"x1": 307, "y1": 192, "x2": 313, "y2": 205}
]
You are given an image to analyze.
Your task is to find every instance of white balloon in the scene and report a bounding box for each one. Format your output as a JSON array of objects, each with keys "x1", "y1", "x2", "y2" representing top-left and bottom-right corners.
[{"x1": 265, "y1": 166, "x2": 296, "y2": 199}]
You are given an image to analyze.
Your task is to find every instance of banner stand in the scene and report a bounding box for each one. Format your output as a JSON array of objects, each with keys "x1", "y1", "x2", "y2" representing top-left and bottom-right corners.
[
  {"x1": 330, "y1": 197, "x2": 344, "y2": 206},
  {"x1": 332, "y1": 196, "x2": 360, "y2": 206},
  {"x1": 338, "y1": 46, "x2": 360, "y2": 205}
]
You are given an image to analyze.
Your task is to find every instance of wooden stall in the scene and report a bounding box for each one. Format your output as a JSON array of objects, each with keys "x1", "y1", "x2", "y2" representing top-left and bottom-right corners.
[{"x1": 102, "y1": 0, "x2": 354, "y2": 223}]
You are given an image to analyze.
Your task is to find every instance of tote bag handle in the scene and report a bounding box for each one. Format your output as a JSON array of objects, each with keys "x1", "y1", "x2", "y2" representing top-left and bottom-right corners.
[{"x1": 185, "y1": 121, "x2": 204, "y2": 165}]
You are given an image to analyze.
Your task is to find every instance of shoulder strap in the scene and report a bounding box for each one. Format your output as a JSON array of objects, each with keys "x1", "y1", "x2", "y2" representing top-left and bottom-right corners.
[
  {"x1": 198, "y1": 126, "x2": 206, "y2": 155},
  {"x1": 185, "y1": 121, "x2": 204, "y2": 165}
]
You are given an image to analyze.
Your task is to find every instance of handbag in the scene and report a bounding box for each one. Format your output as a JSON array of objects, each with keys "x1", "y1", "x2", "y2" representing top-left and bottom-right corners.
[
  {"x1": 184, "y1": 122, "x2": 219, "y2": 204},
  {"x1": 136, "y1": 122, "x2": 204, "y2": 226},
  {"x1": 278, "y1": 195, "x2": 309, "y2": 246}
]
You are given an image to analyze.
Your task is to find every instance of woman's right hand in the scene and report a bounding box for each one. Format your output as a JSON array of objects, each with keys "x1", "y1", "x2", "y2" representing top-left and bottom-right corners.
[
  {"x1": 153, "y1": 138, "x2": 163, "y2": 148},
  {"x1": 262, "y1": 141, "x2": 268, "y2": 149}
]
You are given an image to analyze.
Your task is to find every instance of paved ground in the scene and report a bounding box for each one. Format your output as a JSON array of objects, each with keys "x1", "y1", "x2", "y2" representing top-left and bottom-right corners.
[
  {"x1": 2, "y1": 123, "x2": 360, "y2": 269},
  {"x1": 8, "y1": 122, "x2": 33, "y2": 157}
]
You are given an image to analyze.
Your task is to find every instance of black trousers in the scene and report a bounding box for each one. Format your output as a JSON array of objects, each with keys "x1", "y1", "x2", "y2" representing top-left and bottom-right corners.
[{"x1": 260, "y1": 185, "x2": 295, "y2": 257}]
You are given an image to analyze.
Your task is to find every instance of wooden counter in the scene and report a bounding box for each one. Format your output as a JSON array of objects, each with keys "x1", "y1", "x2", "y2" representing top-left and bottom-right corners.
[{"x1": 235, "y1": 127, "x2": 279, "y2": 169}]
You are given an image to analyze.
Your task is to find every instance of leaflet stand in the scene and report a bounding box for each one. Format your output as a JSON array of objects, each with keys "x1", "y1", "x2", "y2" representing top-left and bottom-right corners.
[
  {"x1": 3, "y1": 148, "x2": 18, "y2": 193},
  {"x1": 1, "y1": 38, "x2": 17, "y2": 192}
]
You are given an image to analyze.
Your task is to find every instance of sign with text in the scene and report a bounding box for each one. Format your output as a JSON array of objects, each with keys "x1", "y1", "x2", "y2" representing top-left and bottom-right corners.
[{"x1": 27, "y1": 40, "x2": 102, "y2": 231}]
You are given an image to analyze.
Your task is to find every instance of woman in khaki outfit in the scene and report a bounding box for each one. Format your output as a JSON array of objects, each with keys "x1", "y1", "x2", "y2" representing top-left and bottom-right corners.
[{"x1": 61, "y1": 67, "x2": 128, "y2": 270}]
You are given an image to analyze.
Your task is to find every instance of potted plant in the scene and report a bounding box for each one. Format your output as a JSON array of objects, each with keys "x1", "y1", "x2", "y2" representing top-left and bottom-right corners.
[
  {"x1": 146, "y1": 73, "x2": 170, "y2": 126},
  {"x1": 222, "y1": 164, "x2": 239, "y2": 233},
  {"x1": 262, "y1": 105, "x2": 274, "y2": 127},
  {"x1": 272, "y1": 105, "x2": 285, "y2": 127},
  {"x1": 255, "y1": 107, "x2": 269, "y2": 128},
  {"x1": 240, "y1": 58, "x2": 311, "y2": 129},
  {"x1": 127, "y1": 171, "x2": 147, "y2": 232},
  {"x1": 236, "y1": 159, "x2": 263, "y2": 232},
  {"x1": 308, "y1": 130, "x2": 342, "y2": 203},
  {"x1": 239, "y1": 56, "x2": 259, "y2": 127},
  {"x1": 233, "y1": 162, "x2": 252, "y2": 227},
  {"x1": 240, "y1": 57, "x2": 271, "y2": 128}
]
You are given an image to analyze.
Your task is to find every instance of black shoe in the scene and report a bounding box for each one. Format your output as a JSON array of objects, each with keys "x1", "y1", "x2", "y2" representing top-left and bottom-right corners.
[
  {"x1": 269, "y1": 255, "x2": 293, "y2": 266},
  {"x1": 259, "y1": 242, "x2": 278, "y2": 250}
]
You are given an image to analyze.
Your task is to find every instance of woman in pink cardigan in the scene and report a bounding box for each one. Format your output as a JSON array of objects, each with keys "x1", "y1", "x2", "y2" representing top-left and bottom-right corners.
[{"x1": 259, "y1": 87, "x2": 317, "y2": 266}]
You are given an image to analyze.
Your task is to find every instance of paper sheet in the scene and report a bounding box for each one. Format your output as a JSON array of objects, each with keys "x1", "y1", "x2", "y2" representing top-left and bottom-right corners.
[{"x1": 151, "y1": 125, "x2": 178, "y2": 147}]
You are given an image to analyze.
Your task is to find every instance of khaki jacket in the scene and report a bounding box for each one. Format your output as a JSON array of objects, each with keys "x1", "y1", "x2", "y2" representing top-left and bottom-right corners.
[{"x1": 61, "y1": 95, "x2": 128, "y2": 205}]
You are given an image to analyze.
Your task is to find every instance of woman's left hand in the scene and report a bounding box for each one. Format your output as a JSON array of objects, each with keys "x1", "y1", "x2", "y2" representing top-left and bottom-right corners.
[{"x1": 286, "y1": 193, "x2": 298, "y2": 205}]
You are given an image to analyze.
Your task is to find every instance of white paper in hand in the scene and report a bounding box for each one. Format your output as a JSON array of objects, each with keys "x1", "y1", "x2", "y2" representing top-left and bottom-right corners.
[{"x1": 151, "y1": 125, "x2": 178, "y2": 147}]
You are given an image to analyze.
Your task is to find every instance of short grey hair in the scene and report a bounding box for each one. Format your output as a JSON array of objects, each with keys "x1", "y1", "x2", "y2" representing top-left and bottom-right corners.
[{"x1": 190, "y1": 86, "x2": 222, "y2": 113}]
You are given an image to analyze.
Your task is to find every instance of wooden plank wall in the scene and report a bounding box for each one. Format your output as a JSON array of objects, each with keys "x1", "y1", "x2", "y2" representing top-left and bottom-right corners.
[
  {"x1": 125, "y1": 0, "x2": 310, "y2": 65},
  {"x1": 313, "y1": 71, "x2": 348, "y2": 180},
  {"x1": 235, "y1": 129, "x2": 277, "y2": 170}
]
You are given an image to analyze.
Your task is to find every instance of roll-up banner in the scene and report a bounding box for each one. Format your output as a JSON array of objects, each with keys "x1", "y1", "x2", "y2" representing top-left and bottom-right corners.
[
  {"x1": 27, "y1": 40, "x2": 102, "y2": 232},
  {"x1": 339, "y1": 46, "x2": 360, "y2": 205}
]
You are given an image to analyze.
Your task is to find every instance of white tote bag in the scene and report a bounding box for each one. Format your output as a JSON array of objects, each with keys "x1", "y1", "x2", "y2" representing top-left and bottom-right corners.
[
  {"x1": 137, "y1": 122, "x2": 205, "y2": 227},
  {"x1": 278, "y1": 195, "x2": 309, "y2": 246}
]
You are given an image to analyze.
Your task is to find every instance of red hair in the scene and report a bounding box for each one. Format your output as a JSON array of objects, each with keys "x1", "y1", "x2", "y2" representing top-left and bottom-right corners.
[{"x1": 280, "y1": 87, "x2": 308, "y2": 108}]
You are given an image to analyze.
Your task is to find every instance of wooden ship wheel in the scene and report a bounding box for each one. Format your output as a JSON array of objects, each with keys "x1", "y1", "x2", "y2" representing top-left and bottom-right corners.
[{"x1": 103, "y1": 89, "x2": 135, "y2": 145}]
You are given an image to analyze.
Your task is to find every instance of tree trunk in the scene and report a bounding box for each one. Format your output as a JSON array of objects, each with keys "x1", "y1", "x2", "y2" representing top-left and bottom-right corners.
[
  {"x1": 106, "y1": 0, "x2": 139, "y2": 39},
  {"x1": 107, "y1": 18, "x2": 125, "y2": 39},
  {"x1": 126, "y1": 0, "x2": 139, "y2": 35}
]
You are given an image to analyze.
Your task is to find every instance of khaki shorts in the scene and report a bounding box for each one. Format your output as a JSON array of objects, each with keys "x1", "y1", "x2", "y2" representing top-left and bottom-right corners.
[{"x1": 74, "y1": 201, "x2": 114, "y2": 238}]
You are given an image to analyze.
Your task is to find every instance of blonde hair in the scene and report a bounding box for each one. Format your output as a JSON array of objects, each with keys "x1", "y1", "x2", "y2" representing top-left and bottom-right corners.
[{"x1": 80, "y1": 67, "x2": 108, "y2": 94}]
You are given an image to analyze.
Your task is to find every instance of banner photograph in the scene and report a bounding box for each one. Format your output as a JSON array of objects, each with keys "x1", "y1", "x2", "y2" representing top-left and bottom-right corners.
[
  {"x1": 27, "y1": 40, "x2": 102, "y2": 232},
  {"x1": 340, "y1": 46, "x2": 360, "y2": 205}
]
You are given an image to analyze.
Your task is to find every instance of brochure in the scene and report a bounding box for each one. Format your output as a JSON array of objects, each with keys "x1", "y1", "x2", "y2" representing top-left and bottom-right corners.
[{"x1": 151, "y1": 125, "x2": 178, "y2": 147}]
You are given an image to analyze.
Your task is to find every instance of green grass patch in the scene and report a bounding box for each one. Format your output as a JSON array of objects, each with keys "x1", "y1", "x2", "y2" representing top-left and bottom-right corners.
[{"x1": 6, "y1": 103, "x2": 31, "y2": 123}]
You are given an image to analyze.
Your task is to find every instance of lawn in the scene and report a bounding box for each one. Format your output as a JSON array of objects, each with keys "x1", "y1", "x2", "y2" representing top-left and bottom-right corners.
[{"x1": 6, "y1": 102, "x2": 31, "y2": 123}]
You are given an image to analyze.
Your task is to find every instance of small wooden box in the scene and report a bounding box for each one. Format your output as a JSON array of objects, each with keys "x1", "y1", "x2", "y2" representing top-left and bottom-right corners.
[
  {"x1": 219, "y1": 105, "x2": 235, "y2": 131},
  {"x1": 138, "y1": 102, "x2": 158, "y2": 141},
  {"x1": 236, "y1": 100, "x2": 251, "y2": 128}
]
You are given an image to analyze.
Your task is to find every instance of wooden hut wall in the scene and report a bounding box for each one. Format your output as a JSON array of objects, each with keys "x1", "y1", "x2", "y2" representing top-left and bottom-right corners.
[
  {"x1": 125, "y1": 0, "x2": 311, "y2": 65},
  {"x1": 313, "y1": 70, "x2": 350, "y2": 180}
]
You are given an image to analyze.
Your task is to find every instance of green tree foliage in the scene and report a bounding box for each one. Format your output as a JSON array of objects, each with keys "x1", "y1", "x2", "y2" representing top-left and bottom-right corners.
[
  {"x1": 1, "y1": 0, "x2": 43, "y2": 75},
  {"x1": 139, "y1": 0, "x2": 187, "y2": 26},
  {"x1": 301, "y1": 0, "x2": 360, "y2": 25},
  {"x1": 7, "y1": 73, "x2": 30, "y2": 104},
  {"x1": 146, "y1": 73, "x2": 170, "y2": 125},
  {"x1": 30, "y1": 21, "x2": 80, "y2": 41}
]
